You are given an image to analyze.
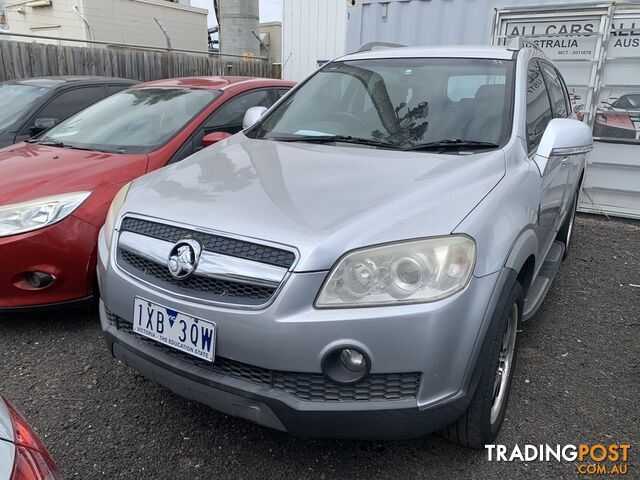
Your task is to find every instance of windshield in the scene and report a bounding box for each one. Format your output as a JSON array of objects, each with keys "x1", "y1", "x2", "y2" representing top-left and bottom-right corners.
[
  {"x1": 39, "y1": 87, "x2": 220, "y2": 153},
  {"x1": 0, "y1": 83, "x2": 51, "y2": 130},
  {"x1": 612, "y1": 94, "x2": 640, "y2": 110},
  {"x1": 248, "y1": 58, "x2": 514, "y2": 149}
]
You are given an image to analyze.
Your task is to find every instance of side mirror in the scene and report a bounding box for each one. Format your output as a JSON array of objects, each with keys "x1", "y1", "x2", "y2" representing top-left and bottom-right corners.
[
  {"x1": 534, "y1": 118, "x2": 592, "y2": 174},
  {"x1": 242, "y1": 106, "x2": 268, "y2": 130},
  {"x1": 202, "y1": 131, "x2": 231, "y2": 148},
  {"x1": 31, "y1": 117, "x2": 59, "y2": 135}
]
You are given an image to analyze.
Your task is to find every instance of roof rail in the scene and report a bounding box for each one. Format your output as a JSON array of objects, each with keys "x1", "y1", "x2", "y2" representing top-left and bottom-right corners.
[
  {"x1": 506, "y1": 37, "x2": 543, "y2": 52},
  {"x1": 354, "y1": 41, "x2": 407, "y2": 53}
]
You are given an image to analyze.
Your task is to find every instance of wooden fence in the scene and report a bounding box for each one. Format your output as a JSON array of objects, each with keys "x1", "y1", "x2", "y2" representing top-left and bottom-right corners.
[{"x1": 0, "y1": 40, "x2": 277, "y2": 82}]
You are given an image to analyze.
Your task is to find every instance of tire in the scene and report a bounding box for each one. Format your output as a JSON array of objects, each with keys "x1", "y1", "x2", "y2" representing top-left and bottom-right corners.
[
  {"x1": 557, "y1": 191, "x2": 578, "y2": 260},
  {"x1": 440, "y1": 280, "x2": 523, "y2": 448}
]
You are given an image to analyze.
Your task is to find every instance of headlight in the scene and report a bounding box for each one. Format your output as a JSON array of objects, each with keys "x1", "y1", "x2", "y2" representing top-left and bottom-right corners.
[
  {"x1": 315, "y1": 236, "x2": 476, "y2": 308},
  {"x1": 0, "y1": 191, "x2": 91, "y2": 238},
  {"x1": 104, "y1": 182, "x2": 131, "y2": 252}
]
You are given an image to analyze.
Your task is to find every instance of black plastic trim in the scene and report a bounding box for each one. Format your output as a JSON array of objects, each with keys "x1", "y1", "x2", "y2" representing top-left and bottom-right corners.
[{"x1": 0, "y1": 295, "x2": 94, "y2": 313}]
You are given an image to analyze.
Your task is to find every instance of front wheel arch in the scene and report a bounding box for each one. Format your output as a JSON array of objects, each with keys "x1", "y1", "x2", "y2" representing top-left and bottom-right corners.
[
  {"x1": 503, "y1": 227, "x2": 538, "y2": 296},
  {"x1": 440, "y1": 276, "x2": 524, "y2": 448}
]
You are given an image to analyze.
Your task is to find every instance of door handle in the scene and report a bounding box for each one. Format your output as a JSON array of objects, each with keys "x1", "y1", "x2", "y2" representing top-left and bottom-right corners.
[{"x1": 561, "y1": 156, "x2": 569, "y2": 166}]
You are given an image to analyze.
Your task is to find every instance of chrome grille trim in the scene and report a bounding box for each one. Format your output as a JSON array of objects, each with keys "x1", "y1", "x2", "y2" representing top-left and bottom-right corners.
[
  {"x1": 113, "y1": 215, "x2": 298, "y2": 309},
  {"x1": 117, "y1": 250, "x2": 276, "y2": 305},
  {"x1": 119, "y1": 231, "x2": 287, "y2": 287},
  {"x1": 119, "y1": 216, "x2": 296, "y2": 269}
]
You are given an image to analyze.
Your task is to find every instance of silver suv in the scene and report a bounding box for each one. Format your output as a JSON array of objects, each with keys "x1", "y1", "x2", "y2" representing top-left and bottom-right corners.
[{"x1": 98, "y1": 43, "x2": 591, "y2": 446}]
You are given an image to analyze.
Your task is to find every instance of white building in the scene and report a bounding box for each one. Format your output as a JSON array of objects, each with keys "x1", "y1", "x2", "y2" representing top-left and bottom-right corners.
[
  {"x1": 0, "y1": 0, "x2": 7, "y2": 30},
  {"x1": 259, "y1": 21, "x2": 282, "y2": 64},
  {"x1": 4, "y1": 0, "x2": 208, "y2": 50},
  {"x1": 282, "y1": 0, "x2": 348, "y2": 81}
]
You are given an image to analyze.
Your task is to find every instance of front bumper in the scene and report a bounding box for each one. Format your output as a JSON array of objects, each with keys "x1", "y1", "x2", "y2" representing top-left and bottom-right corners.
[
  {"x1": 98, "y1": 227, "x2": 508, "y2": 438},
  {"x1": 104, "y1": 309, "x2": 475, "y2": 439},
  {"x1": 0, "y1": 215, "x2": 98, "y2": 310}
]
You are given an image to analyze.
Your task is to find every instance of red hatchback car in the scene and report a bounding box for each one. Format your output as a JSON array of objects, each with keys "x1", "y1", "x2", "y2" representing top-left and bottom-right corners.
[{"x1": 0, "y1": 76, "x2": 294, "y2": 310}]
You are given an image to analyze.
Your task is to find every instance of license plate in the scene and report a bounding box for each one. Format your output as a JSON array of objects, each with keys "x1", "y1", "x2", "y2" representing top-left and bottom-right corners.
[{"x1": 133, "y1": 297, "x2": 216, "y2": 362}]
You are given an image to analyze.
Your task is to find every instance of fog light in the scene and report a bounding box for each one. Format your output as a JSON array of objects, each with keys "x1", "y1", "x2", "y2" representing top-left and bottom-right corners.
[
  {"x1": 340, "y1": 349, "x2": 366, "y2": 372},
  {"x1": 26, "y1": 271, "x2": 55, "y2": 289},
  {"x1": 322, "y1": 346, "x2": 370, "y2": 384}
]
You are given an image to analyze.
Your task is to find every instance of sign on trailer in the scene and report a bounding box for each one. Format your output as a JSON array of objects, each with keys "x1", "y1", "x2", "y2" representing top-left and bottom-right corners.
[{"x1": 493, "y1": 2, "x2": 640, "y2": 219}]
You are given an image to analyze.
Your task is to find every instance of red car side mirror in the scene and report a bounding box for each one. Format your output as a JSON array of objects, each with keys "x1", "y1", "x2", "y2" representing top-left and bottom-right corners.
[{"x1": 202, "y1": 132, "x2": 231, "y2": 148}]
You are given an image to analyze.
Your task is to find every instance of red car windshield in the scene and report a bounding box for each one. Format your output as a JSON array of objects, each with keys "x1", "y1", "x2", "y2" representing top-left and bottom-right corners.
[{"x1": 38, "y1": 87, "x2": 220, "y2": 154}]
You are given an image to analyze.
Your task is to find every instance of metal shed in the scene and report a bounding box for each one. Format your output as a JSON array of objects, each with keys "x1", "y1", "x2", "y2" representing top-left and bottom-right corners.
[
  {"x1": 346, "y1": 0, "x2": 640, "y2": 219},
  {"x1": 282, "y1": 0, "x2": 349, "y2": 81}
]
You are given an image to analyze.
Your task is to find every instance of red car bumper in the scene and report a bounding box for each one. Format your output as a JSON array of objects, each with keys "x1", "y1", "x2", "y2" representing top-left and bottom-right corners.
[{"x1": 0, "y1": 215, "x2": 98, "y2": 310}]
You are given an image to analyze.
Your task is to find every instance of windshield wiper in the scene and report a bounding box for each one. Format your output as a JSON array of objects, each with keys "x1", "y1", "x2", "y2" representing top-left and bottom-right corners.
[
  {"x1": 62, "y1": 144, "x2": 120, "y2": 153},
  {"x1": 26, "y1": 139, "x2": 64, "y2": 147},
  {"x1": 268, "y1": 134, "x2": 400, "y2": 149},
  {"x1": 404, "y1": 139, "x2": 499, "y2": 151},
  {"x1": 26, "y1": 138, "x2": 120, "y2": 153}
]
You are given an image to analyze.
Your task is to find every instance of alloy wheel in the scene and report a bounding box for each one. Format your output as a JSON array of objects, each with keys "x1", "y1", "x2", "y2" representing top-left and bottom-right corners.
[{"x1": 490, "y1": 302, "x2": 518, "y2": 425}]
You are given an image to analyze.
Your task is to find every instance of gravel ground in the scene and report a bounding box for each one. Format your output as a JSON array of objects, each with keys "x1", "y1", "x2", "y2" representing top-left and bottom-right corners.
[{"x1": 1, "y1": 214, "x2": 638, "y2": 479}]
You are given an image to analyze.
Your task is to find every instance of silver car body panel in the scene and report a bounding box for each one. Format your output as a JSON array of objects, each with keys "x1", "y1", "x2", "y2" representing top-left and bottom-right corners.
[
  {"x1": 0, "y1": 397, "x2": 13, "y2": 443},
  {"x1": 339, "y1": 45, "x2": 515, "y2": 62},
  {"x1": 0, "y1": 439, "x2": 14, "y2": 480},
  {"x1": 121, "y1": 135, "x2": 506, "y2": 274},
  {"x1": 0, "y1": 397, "x2": 14, "y2": 480}
]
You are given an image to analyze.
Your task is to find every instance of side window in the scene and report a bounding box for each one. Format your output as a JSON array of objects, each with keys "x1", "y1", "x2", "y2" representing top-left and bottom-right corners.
[
  {"x1": 202, "y1": 89, "x2": 272, "y2": 135},
  {"x1": 612, "y1": 95, "x2": 633, "y2": 109},
  {"x1": 540, "y1": 62, "x2": 568, "y2": 118},
  {"x1": 23, "y1": 86, "x2": 105, "y2": 135},
  {"x1": 35, "y1": 86, "x2": 105, "y2": 123},
  {"x1": 274, "y1": 88, "x2": 290, "y2": 99},
  {"x1": 556, "y1": 69, "x2": 573, "y2": 117},
  {"x1": 526, "y1": 60, "x2": 553, "y2": 152},
  {"x1": 168, "y1": 135, "x2": 196, "y2": 164}
]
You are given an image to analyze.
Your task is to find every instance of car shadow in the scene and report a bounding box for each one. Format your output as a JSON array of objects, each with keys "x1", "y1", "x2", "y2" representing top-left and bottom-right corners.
[{"x1": 0, "y1": 304, "x2": 99, "y2": 332}]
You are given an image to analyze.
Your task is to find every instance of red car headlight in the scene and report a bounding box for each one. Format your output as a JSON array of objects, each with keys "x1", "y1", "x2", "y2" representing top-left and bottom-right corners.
[
  {"x1": 0, "y1": 191, "x2": 91, "y2": 238},
  {"x1": 5, "y1": 398, "x2": 62, "y2": 480}
]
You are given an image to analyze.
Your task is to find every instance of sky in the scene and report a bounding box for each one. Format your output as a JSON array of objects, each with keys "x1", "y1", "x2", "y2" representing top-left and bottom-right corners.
[{"x1": 190, "y1": 0, "x2": 283, "y2": 28}]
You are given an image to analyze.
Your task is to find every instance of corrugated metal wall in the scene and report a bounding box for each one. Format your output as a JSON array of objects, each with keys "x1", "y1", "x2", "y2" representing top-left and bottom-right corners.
[
  {"x1": 346, "y1": 0, "x2": 638, "y2": 49},
  {"x1": 282, "y1": 0, "x2": 348, "y2": 81},
  {"x1": 346, "y1": 0, "x2": 499, "y2": 48}
]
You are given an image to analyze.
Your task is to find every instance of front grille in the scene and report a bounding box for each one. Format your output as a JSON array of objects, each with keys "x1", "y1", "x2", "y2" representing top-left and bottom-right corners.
[
  {"x1": 116, "y1": 217, "x2": 295, "y2": 306},
  {"x1": 120, "y1": 217, "x2": 296, "y2": 269},
  {"x1": 107, "y1": 310, "x2": 420, "y2": 403},
  {"x1": 118, "y1": 249, "x2": 275, "y2": 305}
]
